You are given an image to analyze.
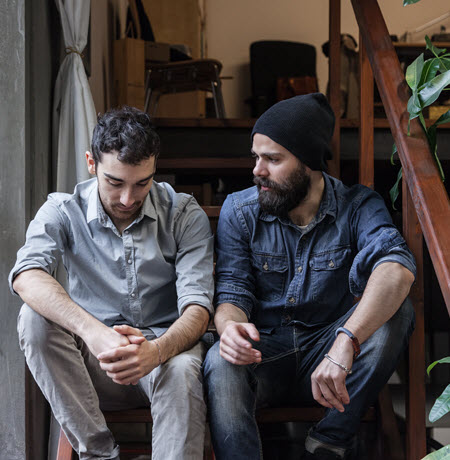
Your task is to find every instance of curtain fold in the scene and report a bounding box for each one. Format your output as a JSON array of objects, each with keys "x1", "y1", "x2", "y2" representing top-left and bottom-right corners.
[{"x1": 53, "y1": 0, "x2": 96, "y2": 193}]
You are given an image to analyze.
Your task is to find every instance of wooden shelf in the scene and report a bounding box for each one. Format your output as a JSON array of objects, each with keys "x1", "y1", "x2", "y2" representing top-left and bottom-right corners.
[
  {"x1": 154, "y1": 117, "x2": 450, "y2": 130},
  {"x1": 158, "y1": 157, "x2": 254, "y2": 170}
]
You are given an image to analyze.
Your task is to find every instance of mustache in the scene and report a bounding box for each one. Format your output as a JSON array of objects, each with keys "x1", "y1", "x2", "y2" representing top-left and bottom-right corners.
[{"x1": 253, "y1": 176, "x2": 280, "y2": 189}]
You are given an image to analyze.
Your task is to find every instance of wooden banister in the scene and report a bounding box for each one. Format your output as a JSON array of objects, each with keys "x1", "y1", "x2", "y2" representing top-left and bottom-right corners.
[
  {"x1": 347, "y1": 1, "x2": 450, "y2": 458},
  {"x1": 351, "y1": 0, "x2": 450, "y2": 312}
]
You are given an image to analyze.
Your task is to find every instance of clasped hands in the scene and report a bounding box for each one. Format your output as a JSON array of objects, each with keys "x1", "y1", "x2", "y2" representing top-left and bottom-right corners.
[
  {"x1": 92, "y1": 325, "x2": 160, "y2": 386},
  {"x1": 220, "y1": 321, "x2": 354, "y2": 413}
]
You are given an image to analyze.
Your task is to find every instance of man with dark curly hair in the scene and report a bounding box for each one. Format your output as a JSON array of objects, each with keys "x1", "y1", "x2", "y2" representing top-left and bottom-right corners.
[{"x1": 10, "y1": 106, "x2": 214, "y2": 460}]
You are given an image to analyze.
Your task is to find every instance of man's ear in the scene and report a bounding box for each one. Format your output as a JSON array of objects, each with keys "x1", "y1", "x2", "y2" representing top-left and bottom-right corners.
[{"x1": 85, "y1": 151, "x2": 96, "y2": 175}]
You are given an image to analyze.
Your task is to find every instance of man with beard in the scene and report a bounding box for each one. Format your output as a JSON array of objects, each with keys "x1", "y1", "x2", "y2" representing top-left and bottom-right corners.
[
  {"x1": 203, "y1": 93, "x2": 416, "y2": 460},
  {"x1": 10, "y1": 106, "x2": 214, "y2": 460}
]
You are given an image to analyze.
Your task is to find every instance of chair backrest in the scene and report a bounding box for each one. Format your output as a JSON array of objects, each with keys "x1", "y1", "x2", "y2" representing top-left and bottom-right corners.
[{"x1": 249, "y1": 40, "x2": 317, "y2": 116}]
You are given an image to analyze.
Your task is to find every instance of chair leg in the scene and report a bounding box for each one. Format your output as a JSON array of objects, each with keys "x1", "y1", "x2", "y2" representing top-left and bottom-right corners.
[
  {"x1": 211, "y1": 66, "x2": 226, "y2": 118},
  {"x1": 56, "y1": 428, "x2": 75, "y2": 460},
  {"x1": 376, "y1": 385, "x2": 404, "y2": 460}
]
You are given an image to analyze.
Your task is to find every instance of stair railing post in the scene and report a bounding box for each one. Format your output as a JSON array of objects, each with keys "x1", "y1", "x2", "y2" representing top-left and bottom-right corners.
[
  {"x1": 328, "y1": 0, "x2": 341, "y2": 179},
  {"x1": 403, "y1": 180, "x2": 426, "y2": 459}
]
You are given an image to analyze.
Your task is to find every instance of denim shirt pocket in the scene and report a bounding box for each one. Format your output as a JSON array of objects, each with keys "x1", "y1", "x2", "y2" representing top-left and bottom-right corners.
[
  {"x1": 309, "y1": 247, "x2": 352, "y2": 303},
  {"x1": 251, "y1": 252, "x2": 288, "y2": 302}
]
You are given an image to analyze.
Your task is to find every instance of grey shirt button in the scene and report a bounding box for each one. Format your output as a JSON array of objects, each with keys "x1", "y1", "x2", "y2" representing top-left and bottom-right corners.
[
  {"x1": 297, "y1": 266, "x2": 303, "y2": 273},
  {"x1": 131, "y1": 292, "x2": 136, "y2": 298},
  {"x1": 127, "y1": 259, "x2": 132, "y2": 264}
]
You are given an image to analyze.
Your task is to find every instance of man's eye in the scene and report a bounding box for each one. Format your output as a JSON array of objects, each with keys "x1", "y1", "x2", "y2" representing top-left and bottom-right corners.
[
  {"x1": 108, "y1": 181, "x2": 121, "y2": 187},
  {"x1": 270, "y1": 158, "x2": 279, "y2": 163},
  {"x1": 137, "y1": 181, "x2": 149, "y2": 187}
]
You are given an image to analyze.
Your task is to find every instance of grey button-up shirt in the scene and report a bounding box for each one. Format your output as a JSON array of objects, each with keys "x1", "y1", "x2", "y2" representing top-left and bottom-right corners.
[{"x1": 9, "y1": 179, "x2": 214, "y2": 336}]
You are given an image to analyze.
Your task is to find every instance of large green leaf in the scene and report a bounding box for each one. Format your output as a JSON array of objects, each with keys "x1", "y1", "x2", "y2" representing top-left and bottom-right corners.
[
  {"x1": 422, "y1": 444, "x2": 450, "y2": 460},
  {"x1": 419, "y1": 58, "x2": 440, "y2": 87},
  {"x1": 426, "y1": 35, "x2": 447, "y2": 57},
  {"x1": 439, "y1": 58, "x2": 450, "y2": 73},
  {"x1": 434, "y1": 109, "x2": 450, "y2": 126},
  {"x1": 390, "y1": 167, "x2": 402, "y2": 210},
  {"x1": 390, "y1": 144, "x2": 398, "y2": 165},
  {"x1": 429, "y1": 384, "x2": 450, "y2": 423},
  {"x1": 427, "y1": 357, "x2": 450, "y2": 375},
  {"x1": 406, "y1": 53, "x2": 424, "y2": 90},
  {"x1": 407, "y1": 92, "x2": 422, "y2": 120},
  {"x1": 418, "y1": 70, "x2": 450, "y2": 107},
  {"x1": 403, "y1": 0, "x2": 422, "y2": 5}
]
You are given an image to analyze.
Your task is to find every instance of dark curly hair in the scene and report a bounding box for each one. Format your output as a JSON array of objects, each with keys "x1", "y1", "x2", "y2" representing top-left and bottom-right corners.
[{"x1": 91, "y1": 106, "x2": 160, "y2": 166}]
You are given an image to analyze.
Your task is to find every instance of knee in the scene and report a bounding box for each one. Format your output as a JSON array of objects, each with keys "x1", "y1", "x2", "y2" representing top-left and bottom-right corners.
[
  {"x1": 203, "y1": 342, "x2": 252, "y2": 396},
  {"x1": 363, "y1": 297, "x2": 415, "y2": 362},
  {"x1": 387, "y1": 297, "x2": 415, "y2": 340},
  {"x1": 17, "y1": 304, "x2": 58, "y2": 353},
  {"x1": 155, "y1": 343, "x2": 205, "y2": 395},
  {"x1": 203, "y1": 342, "x2": 232, "y2": 387}
]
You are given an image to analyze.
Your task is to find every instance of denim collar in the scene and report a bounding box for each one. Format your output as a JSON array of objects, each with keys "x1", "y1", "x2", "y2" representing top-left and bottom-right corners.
[{"x1": 258, "y1": 173, "x2": 337, "y2": 228}]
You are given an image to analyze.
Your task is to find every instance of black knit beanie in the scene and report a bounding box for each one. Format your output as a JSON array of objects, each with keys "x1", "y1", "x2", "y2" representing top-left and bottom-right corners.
[{"x1": 251, "y1": 93, "x2": 335, "y2": 171}]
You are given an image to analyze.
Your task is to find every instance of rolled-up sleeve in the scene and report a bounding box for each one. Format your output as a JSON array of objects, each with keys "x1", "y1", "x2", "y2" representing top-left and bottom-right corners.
[
  {"x1": 8, "y1": 197, "x2": 69, "y2": 295},
  {"x1": 214, "y1": 195, "x2": 258, "y2": 319},
  {"x1": 349, "y1": 189, "x2": 416, "y2": 297},
  {"x1": 174, "y1": 197, "x2": 215, "y2": 316}
]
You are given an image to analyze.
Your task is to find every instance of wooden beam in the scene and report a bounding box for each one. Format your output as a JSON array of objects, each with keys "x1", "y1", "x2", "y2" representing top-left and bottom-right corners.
[
  {"x1": 352, "y1": 0, "x2": 450, "y2": 312},
  {"x1": 404, "y1": 181, "x2": 426, "y2": 460},
  {"x1": 358, "y1": 34, "x2": 374, "y2": 189},
  {"x1": 328, "y1": 0, "x2": 341, "y2": 179}
]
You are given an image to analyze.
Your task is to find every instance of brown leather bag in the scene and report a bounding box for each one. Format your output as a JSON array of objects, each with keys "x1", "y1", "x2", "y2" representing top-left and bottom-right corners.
[{"x1": 276, "y1": 76, "x2": 318, "y2": 101}]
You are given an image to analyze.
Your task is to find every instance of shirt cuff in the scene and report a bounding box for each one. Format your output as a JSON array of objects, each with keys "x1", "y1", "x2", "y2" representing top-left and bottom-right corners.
[
  {"x1": 372, "y1": 254, "x2": 416, "y2": 279},
  {"x1": 8, "y1": 263, "x2": 50, "y2": 296},
  {"x1": 178, "y1": 294, "x2": 214, "y2": 317}
]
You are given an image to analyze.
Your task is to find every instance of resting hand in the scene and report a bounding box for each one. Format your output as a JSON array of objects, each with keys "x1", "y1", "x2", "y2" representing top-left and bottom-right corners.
[
  {"x1": 97, "y1": 325, "x2": 158, "y2": 385},
  {"x1": 219, "y1": 321, "x2": 261, "y2": 365},
  {"x1": 83, "y1": 324, "x2": 134, "y2": 359},
  {"x1": 310, "y1": 335, "x2": 354, "y2": 412}
]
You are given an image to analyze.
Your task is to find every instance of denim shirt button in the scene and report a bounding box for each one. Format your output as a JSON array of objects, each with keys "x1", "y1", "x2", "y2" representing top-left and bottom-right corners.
[
  {"x1": 284, "y1": 314, "x2": 291, "y2": 322},
  {"x1": 288, "y1": 297, "x2": 295, "y2": 304},
  {"x1": 297, "y1": 266, "x2": 303, "y2": 273},
  {"x1": 328, "y1": 260, "x2": 335, "y2": 268},
  {"x1": 263, "y1": 262, "x2": 269, "y2": 271}
]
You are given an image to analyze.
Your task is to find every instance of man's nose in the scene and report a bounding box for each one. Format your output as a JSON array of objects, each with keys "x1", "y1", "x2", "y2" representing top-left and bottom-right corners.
[
  {"x1": 120, "y1": 189, "x2": 135, "y2": 207},
  {"x1": 253, "y1": 159, "x2": 268, "y2": 177}
]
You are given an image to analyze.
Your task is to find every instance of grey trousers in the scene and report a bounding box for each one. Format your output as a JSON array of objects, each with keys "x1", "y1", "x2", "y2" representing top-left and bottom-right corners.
[{"x1": 18, "y1": 304, "x2": 207, "y2": 460}]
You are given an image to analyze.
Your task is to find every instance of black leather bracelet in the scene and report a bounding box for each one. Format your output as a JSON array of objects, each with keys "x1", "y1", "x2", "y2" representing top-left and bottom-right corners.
[{"x1": 335, "y1": 327, "x2": 361, "y2": 359}]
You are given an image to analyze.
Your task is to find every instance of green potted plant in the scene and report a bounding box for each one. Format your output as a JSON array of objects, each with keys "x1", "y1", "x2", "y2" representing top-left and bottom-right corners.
[{"x1": 422, "y1": 357, "x2": 450, "y2": 459}]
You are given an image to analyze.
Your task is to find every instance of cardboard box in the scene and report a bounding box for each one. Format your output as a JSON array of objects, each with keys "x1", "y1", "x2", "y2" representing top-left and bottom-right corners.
[{"x1": 113, "y1": 38, "x2": 145, "y2": 110}]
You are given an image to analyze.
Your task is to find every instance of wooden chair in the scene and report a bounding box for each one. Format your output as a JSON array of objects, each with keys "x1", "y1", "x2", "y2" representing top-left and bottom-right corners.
[
  {"x1": 56, "y1": 390, "x2": 397, "y2": 460},
  {"x1": 144, "y1": 59, "x2": 226, "y2": 118},
  {"x1": 56, "y1": 408, "x2": 214, "y2": 460}
]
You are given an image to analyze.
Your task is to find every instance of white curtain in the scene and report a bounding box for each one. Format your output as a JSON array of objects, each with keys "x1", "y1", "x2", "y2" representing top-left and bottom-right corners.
[{"x1": 53, "y1": 0, "x2": 96, "y2": 193}]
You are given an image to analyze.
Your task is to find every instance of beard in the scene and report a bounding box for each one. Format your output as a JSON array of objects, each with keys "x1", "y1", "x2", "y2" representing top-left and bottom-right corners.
[{"x1": 254, "y1": 163, "x2": 311, "y2": 218}]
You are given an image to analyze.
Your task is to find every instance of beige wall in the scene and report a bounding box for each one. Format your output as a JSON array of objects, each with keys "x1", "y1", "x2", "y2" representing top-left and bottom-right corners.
[
  {"x1": 89, "y1": 0, "x2": 450, "y2": 117},
  {"x1": 205, "y1": 0, "x2": 450, "y2": 118}
]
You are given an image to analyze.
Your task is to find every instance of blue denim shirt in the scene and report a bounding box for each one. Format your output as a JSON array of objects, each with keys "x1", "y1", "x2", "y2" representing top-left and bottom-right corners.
[{"x1": 215, "y1": 173, "x2": 416, "y2": 330}]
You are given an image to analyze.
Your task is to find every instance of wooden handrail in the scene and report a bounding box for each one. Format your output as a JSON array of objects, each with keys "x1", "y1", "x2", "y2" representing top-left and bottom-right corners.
[{"x1": 351, "y1": 0, "x2": 450, "y2": 312}]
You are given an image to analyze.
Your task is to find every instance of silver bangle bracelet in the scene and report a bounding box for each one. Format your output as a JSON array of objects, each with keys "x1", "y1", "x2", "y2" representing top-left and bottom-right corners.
[{"x1": 324, "y1": 353, "x2": 352, "y2": 375}]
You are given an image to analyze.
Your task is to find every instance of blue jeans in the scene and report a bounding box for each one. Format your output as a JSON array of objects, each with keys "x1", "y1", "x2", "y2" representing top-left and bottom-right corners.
[{"x1": 203, "y1": 299, "x2": 415, "y2": 459}]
